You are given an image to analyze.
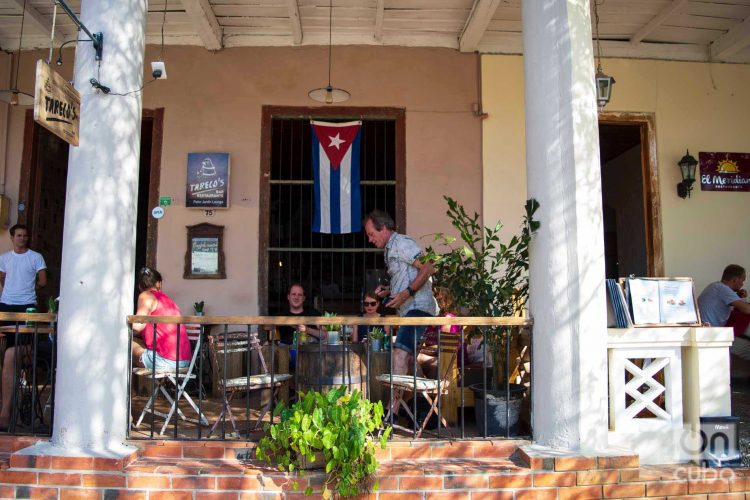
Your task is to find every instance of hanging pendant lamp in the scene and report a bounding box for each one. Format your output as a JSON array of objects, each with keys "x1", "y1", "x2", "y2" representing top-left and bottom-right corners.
[
  {"x1": 308, "y1": 0, "x2": 350, "y2": 104},
  {"x1": 0, "y1": 0, "x2": 34, "y2": 106},
  {"x1": 592, "y1": 0, "x2": 615, "y2": 110}
]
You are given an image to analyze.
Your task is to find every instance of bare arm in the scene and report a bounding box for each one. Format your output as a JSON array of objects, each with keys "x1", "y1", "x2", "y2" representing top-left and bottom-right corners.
[
  {"x1": 0, "y1": 271, "x2": 5, "y2": 288},
  {"x1": 387, "y1": 259, "x2": 435, "y2": 310},
  {"x1": 730, "y1": 299, "x2": 750, "y2": 315},
  {"x1": 131, "y1": 291, "x2": 158, "y2": 333},
  {"x1": 36, "y1": 269, "x2": 47, "y2": 289}
]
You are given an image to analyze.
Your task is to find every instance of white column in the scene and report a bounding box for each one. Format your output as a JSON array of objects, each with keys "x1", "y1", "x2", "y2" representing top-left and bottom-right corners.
[
  {"x1": 51, "y1": 0, "x2": 147, "y2": 452},
  {"x1": 523, "y1": 0, "x2": 609, "y2": 450}
]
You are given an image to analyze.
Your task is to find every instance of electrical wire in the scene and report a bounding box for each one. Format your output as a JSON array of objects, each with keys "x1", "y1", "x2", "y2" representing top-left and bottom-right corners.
[{"x1": 159, "y1": 0, "x2": 168, "y2": 61}]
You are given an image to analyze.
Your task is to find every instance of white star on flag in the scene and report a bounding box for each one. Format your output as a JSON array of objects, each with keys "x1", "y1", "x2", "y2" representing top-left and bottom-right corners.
[{"x1": 328, "y1": 133, "x2": 346, "y2": 149}]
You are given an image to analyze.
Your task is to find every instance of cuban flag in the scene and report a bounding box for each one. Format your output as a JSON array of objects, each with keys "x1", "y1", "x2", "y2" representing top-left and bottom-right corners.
[{"x1": 311, "y1": 120, "x2": 362, "y2": 234}]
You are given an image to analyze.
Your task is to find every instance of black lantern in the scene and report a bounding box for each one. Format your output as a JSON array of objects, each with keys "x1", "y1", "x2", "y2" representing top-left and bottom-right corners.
[
  {"x1": 596, "y1": 64, "x2": 615, "y2": 109},
  {"x1": 677, "y1": 149, "x2": 698, "y2": 199}
]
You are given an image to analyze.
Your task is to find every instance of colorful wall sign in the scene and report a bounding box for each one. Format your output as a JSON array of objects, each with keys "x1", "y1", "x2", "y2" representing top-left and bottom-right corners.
[
  {"x1": 186, "y1": 152, "x2": 230, "y2": 208},
  {"x1": 699, "y1": 152, "x2": 750, "y2": 192}
]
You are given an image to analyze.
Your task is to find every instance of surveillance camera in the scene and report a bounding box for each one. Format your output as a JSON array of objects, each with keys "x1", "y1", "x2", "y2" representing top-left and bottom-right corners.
[{"x1": 151, "y1": 61, "x2": 167, "y2": 80}]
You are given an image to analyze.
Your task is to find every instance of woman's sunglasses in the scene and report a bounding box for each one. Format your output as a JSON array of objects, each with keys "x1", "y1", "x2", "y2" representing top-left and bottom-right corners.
[{"x1": 364, "y1": 301, "x2": 378, "y2": 306}]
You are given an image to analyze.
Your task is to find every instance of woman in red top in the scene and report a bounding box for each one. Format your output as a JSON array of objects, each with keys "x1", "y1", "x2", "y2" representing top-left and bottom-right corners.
[{"x1": 131, "y1": 267, "x2": 192, "y2": 370}]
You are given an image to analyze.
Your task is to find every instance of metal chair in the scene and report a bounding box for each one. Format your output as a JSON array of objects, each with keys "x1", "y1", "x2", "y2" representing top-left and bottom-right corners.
[
  {"x1": 376, "y1": 333, "x2": 460, "y2": 438},
  {"x1": 133, "y1": 324, "x2": 209, "y2": 435},
  {"x1": 207, "y1": 329, "x2": 291, "y2": 436}
]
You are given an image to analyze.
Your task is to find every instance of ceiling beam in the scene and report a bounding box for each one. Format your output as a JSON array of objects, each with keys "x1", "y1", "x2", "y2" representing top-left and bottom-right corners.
[
  {"x1": 286, "y1": 0, "x2": 302, "y2": 45},
  {"x1": 459, "y1": 0, "x2": 502, "y2": 53},
  {"x1": 710, "y1": 13, "x2": 750, "y2": 60},
  {"x1": 630, "y1": 0, "x2": 688, "y2": 46},
  {"x1": 9, "y1": 0, "x2": 63, "y2": 44},
  {"x1": 374, "y1": 0, "x2": 385, "y2": 42},
  {"x1": 179, "y1": 0, "x2": 223, "y2": 51}
]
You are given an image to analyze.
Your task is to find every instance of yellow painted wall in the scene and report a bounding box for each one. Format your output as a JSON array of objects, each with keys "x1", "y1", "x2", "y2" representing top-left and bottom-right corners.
[{"x1": 482, "y1": 55, "x2": 750, "y2": 294}]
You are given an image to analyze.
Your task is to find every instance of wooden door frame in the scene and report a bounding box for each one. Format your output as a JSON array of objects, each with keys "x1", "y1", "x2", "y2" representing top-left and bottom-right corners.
[
  {"x1": 598, "y1": 111, "x2": 664, "y2": 276},
  {"x1": 18, "y1": 108, "x2": 165, "y2": 268},
  {"x1": 258, "y1": 105, "x2": 406, "y2": 314}
]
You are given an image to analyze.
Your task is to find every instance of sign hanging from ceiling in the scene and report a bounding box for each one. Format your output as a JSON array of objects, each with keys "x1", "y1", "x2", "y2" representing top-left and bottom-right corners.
[
  {"x1": 33, "y1": 59, "x2": 80, "y2": 146},
  {"x1": 699, "y1": 152, "x2": 750, "y2": 193}
]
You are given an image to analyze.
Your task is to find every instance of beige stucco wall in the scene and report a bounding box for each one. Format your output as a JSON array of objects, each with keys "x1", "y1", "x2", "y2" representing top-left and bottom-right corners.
[
  {"x1": 0, "y1": 46, "x2": 482, "y2": 314},
  {"x1": 483, "y1": 55, "x2": 750, "y2": 295}
]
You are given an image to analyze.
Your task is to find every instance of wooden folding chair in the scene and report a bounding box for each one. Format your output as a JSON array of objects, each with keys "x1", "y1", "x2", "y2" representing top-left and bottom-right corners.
[
  {"x1": 376, "y1": 333, "x2": 460, "y2": 438},
  {"x1": 208, "y1": 329, "x2": 291, "y2": 436},
  {"x1": 133, "y1": 324, "x2": 209, "y2": 435}
]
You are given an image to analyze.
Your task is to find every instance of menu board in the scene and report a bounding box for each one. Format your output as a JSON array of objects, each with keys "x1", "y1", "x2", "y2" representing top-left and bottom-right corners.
[
  {"x1": 191, "y1": 237, "x2": 219, "y2": 275},
  {"x1": 627, "y1": 278, "x2": 700, "y2": 326}
]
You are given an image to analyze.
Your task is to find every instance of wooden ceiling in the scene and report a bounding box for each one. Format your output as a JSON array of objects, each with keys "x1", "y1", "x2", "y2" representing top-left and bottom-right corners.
[{"x1": 1, "y1": 0, "x2": 750, "y2": 63}]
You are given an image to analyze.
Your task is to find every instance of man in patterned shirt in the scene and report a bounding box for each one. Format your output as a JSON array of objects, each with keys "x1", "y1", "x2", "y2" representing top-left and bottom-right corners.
[{"x1": 365, "y1": 210, "x2": 438, "y2": 376}]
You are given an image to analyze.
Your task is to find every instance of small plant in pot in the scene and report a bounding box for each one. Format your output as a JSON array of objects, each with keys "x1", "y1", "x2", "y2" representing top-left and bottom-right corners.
[
  {"x1": 323, "y1": 312, "x2": 339, "y2": 343},
  {"x1": 423, "y1": 196, "x2": 540, "y2": 436},
  {"x1": 368, "y1": 327, "x2": 385, "y2": 352},
  {"x1": 256, "y1": 386, "x2": 392, "y2": 498},
  {"x1": 193, "y1": 301, "x2": 205, "y2": 316}
]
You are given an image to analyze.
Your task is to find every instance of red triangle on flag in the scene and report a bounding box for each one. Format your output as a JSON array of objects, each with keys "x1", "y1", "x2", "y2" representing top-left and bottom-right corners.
[{"x1": 311, "y1": 121, "x2": 362, "y2": 170}]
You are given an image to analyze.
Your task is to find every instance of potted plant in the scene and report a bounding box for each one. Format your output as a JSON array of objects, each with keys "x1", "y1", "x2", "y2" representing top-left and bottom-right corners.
[
  {"x1": 424, "y1": 196, "x2": 540, "y2": 436},
  {"x1": 256, "y1": 386, "x2": 392, "y2": 498},
  {"x1": 193, "y1": 301, "x2": 205, "y2": 316},
  {"x1": 368, "y1": 327, "x2": 385, "y2": 352},
  {"x1": 323, "y1": 312, "x2": 339, "y2": 343}
]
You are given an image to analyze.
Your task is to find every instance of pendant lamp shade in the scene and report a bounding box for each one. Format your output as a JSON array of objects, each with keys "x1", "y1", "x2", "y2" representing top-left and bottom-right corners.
[{"x1": 308, "y1": 0, "x2": 349, "y2": 104}]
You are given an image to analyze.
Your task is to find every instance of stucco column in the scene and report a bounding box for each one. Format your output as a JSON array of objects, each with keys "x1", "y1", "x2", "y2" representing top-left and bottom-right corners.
[
  {"x1": 51, "y1": 0, "x2": 146, "y2": 451},
  {"x1": 522, "y1": 0, "x2": 609, "y2": 450}
]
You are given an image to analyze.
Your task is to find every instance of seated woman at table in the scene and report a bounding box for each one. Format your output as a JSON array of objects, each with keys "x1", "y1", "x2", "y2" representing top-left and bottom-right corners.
[
  {"x1": 417, "y1": 287, "x2": 466, "y2": 379},
  {"x1": 353, "y1": 291, "x2": 390, "y2": 343},
  {"x1": 131, "y1": 267, "x2": 191, "y2": 370}
]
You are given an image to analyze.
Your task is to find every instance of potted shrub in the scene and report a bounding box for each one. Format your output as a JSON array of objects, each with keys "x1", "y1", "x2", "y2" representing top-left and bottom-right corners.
[
  {"x1": 424, "y1": 196, "x2": 540, "y2": 436},
  {"x1": 256, "y1": 386, "x2": 392, "y2": 498},
  {"x1": 193, "y1": 301, "x2": 205, "y2": 316},
  {"x1": 323, "y1": 312, "x2": 339, "y2": 343},
  {"x1": 368, "y1": 327, "x2": 385, "y2": 352}
]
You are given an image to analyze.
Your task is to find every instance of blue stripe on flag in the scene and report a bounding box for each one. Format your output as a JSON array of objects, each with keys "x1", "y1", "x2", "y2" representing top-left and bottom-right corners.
[
  {"x1": 350, "y1": 130, "x2": 362, "y2": 233},
  {"x1": 330, "y1": 166, "x2": 341, "y2": 233},
  {"x1": 311, "y1": 133, "x2": 322, "y2": 232}
]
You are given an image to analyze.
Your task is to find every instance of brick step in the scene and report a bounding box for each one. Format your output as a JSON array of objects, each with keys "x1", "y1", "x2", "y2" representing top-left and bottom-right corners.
[
  {"x1": 1, "y1": 456, "x2": 750, "y2": 498},
  {"x1": 138, "y1": 437, "x2": 528, "y2": 461}
]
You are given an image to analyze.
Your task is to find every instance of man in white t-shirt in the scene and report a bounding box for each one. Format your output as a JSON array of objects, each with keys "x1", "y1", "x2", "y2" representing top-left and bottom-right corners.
[{"x1": 0, "y1": 224, "x2": 47, "y2": 430}]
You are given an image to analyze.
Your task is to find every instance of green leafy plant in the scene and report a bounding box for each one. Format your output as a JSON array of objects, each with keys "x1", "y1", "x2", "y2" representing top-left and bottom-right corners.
[
  {"x1": 323, "y1": 311, "x2": 338, "y2": 332},
  {"x1": 256, "y1": 386, "x2": 392, "y2": 498},
  {"x1": 193, "y1": 301, "x2": 205, "y2": 314},
  {"x1": 368, "y1": 327, "x2": 385, "y2": 341},
  {"x1": 423, "y1": 196, "x2": 540, "y2": 388},
  {"x1": 47, "y1": 296, "x2": 59, "y2": 314}
]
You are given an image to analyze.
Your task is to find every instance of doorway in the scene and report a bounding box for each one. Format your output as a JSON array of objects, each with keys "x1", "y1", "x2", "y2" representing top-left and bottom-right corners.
[
  {"x1": 19, "y1": 109, "x2": 164, "y2": 310},
  {"x1": 598, "y1": 113, "x2": 663, "y2": 278},
  {"x1": 258, "y1": 106, "x2": 406, "y2": 315}
]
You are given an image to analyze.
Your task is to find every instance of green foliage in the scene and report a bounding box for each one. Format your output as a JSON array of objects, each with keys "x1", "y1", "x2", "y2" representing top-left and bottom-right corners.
[
  {"x1": 323, "y1": 311, "x2": 338, "y2": 332},
  {"x1": 368, "y1": 327, "x2": 385, "y2": 341},
  {"x1": 256, "y1": 386, "x2": 392, "y2": 498},
  {"x1": 47, "y1": 296, "x2": 59, "y2": 314},
  {"x1": 193, "y1": 301, "x2": 205, "y2": 313},
  {"x1": 423, "y1": 197, "x2": 540, "y2": 386}
]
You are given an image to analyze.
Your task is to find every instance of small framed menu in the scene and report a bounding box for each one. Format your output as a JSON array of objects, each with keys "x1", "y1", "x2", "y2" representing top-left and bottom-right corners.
[
  {"x1": 625, "y1": 277, "x2": 700, "y2": 326},
  {"x1": 184, "y1": 223, "x2": 226, "y2": 279}
]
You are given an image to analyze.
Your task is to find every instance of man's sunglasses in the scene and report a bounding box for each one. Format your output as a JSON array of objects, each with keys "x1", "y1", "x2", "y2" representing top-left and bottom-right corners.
[{"x1": 364, "y1": 301, "x2": 378, "y2": 306}]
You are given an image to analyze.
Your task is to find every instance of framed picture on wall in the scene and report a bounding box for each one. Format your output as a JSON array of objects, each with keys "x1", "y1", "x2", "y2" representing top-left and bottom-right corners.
[
  {"x1": 184, "y1": 223, "x2": 226, "y2": 279},
  {"x1": 186, "y1": 152, "x2": 230, "y2": 208}
]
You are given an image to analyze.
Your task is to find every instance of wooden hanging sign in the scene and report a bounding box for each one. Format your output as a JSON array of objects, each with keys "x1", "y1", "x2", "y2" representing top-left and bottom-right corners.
[{"x1": 33, "y1": 59, "x2": 80, "y2": 146}]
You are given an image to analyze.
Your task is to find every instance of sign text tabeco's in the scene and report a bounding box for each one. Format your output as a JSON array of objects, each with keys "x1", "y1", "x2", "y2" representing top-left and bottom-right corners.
[{"x1": 34, "y1": 59, "x2": 80, "y2": 146}]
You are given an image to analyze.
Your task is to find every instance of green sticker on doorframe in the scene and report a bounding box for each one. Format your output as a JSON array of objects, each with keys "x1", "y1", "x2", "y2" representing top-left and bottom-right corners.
[{"x1": 159, "y1": 196, "x2": 173, "y2": 207}]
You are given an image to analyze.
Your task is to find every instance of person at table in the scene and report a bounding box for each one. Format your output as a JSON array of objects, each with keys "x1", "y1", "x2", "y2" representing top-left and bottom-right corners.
[
  {"x1": 698, "y1": 264, "x2": 750, "y2": 327},
  {"x1": 276, "y1": 283, "x2": 323, "y2": 345},
  {"x1": 130, "y1": 267, "x2": 192, "y2": 371},
  {"x1": 0, "y1": 223, "x2": 47, "y2": 430},
  {"x1": 353, "y1": 291, "x2": 389, "y2": 343}
]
